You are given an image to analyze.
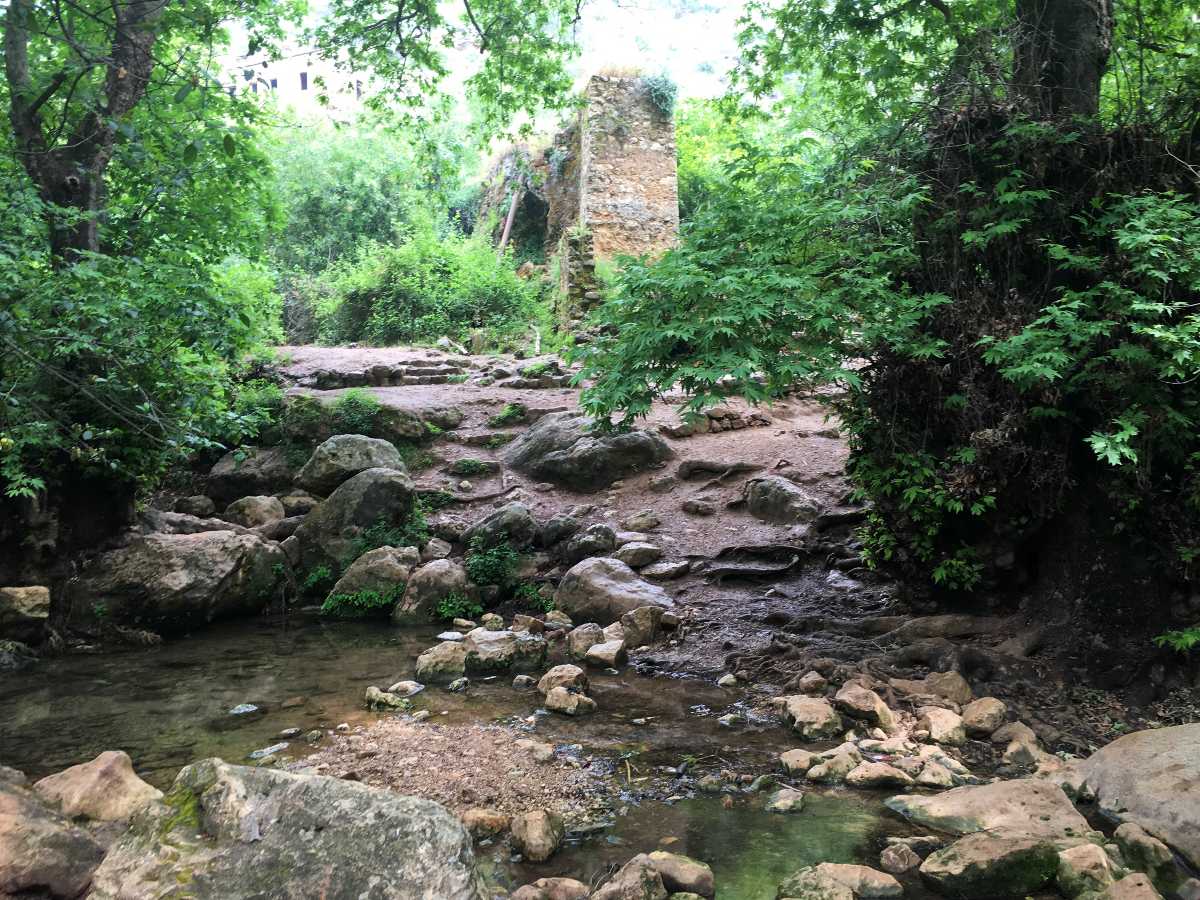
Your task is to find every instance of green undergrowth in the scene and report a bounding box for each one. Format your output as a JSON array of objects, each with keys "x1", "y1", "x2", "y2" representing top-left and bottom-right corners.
[
  {"x1": 321, "y1": 586, "x2": 404, "y2": 618},
  {"x1": 436, "y1": 592, "x2": 483, "y2": 622},
  {"x1": 487, "y1": 402, "x2": 527, "y2": 428}
]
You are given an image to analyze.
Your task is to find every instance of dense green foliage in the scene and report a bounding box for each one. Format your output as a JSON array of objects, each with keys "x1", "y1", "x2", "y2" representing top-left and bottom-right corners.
[
  {"x1": 313, "y1": 219, "x2": 542, "y2": 345},
  {"x1": 321, "y1": 586, "x2": 403, "y2": 619},
  {"x1": 436, "y1": 592, "x2": 484, "y2": 622},
  {"x1": 464, "y1": 536, "x2": 520, "y2": 588},
  {"x1": 579, "y1": 0, "x2": 1200, "y2": 624}
]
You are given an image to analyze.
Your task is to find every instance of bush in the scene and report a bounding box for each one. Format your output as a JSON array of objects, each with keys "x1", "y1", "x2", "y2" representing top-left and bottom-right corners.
[
  {"x1": 513, "y1": 582, "x2": 553, "y2": 612},
  {"x1": 436, "y1": 592, "x2": 484, "y2": 622},
  {"x1": 643, "y1": 73, "x2": 677, "y2": 118},
  {"x1": 465, "y1": 536, "x2": 520, "y2": 588},
  {"x1": 348, "y1": 508, "x2": 430, "y2": 564},
  {"x1": 316, "y1": 217, "x2": 542, "y2": 346},
  {"x1": 321, "y1": 586, "x2": 403, "y2": 619},
  {"x1": 330, "y1": 388, "x2": 382, "y2": 434}
]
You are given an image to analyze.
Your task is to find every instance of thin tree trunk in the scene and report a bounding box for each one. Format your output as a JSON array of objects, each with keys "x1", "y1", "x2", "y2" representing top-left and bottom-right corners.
[
  {"x1": 1014, "y1": 0, "x2": 1114, "y2": 117},
  {"x1": 496, "y1": 190, "x2": 520, "y2": 255}
]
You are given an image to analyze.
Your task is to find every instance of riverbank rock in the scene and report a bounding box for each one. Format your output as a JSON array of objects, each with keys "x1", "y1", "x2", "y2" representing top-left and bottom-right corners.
[
  {"x1": 511, "y1": 809, "x2": 564, "y2": 862},
  {"x1": 813, "y1": 863, "x2": 902, "y2": 898},
  {"x1": 71, "y1": 531, "x2": 286, "y2": 633},
  {"x1": 32, "y1": 750, "x2": 161, "y2": 823},
  {"x1": 554, "y1": 557, "x2": 672, "y2": 625},
  {"x1": 961, "y1": 697, "x2": 1008, "y2": 736},
  {"x1": 329, "y1": 545, "x2": 421, "y2": 604},
  {"x1": 462, "y1": 502, "x2": 537, "y2": 550},
  {"x1": 648, "y1": 851, "x2": 714, "y2": 897},
  {"x1": 566, "y1": 622, "x2": 605, "y2": 659},
  {"x1": 0, "y1": 639, "x2": 37, "y2": 671},
  {"x1": 885, "y1": 778, "x2": 1093, "y2": 846},
  {"x1": 392, "y1": 559, "x2": 473, "y2": 624},
  {"x1": 512, "y1": 878, "x2": 591, "y2": 900},
  {"x1": 592, "y1": 853, "x2": 668, "y2": 900},
  {"x1": 1077, "y1": 723, "x2": 1200, "y2": 868},
  {"x1": 777, "y1": 866, "x2": 854, "y2": 900},
  {"x1": 544, "y1": 686, "x2": 597, "y2": 716},
  {"x1": 297, "y1": 434, "x2": 405, "y2": 495},
  {"x1": 415, "y1": 641, "x2": 469, "y2": 682},
  {"x1": 463, "y1": 628, "x2": 547, "y2": 673},
  {"x1": 776, "y1": 695, "x2": 844, "y2": 740},
  {"x1": 1057, "y1": 842, "x2": 1118, "y2": 897},
  {"x1": 919, "y1": 706, "x2": 967, "y2": 745},
  {"x1": 538, "y1": 664, "x2": 589, "y2": 695},
  {"x1": 743, "y1": 476, "x2": 822, "y2": 525},
  {"x1": 0, "y1": 586, "x2": 49, "y2": 642},
  {"x1": 919, "y1": 833, "x2": 1058, "y2": 899},
  {"x1": 294, "y1": 466, "x2": 416, "y2": 569},
  {"x1": 0, "y1": 765, "x2": 107, "y2": 898},
  {"x1": 89, "y1": 758, "x2": 483, "y2": 899},
  {"x1": 503, "y1": 411, "x2": 674, "y2": 492},
  {"x1": 208, "y1": 445, "x2": 294, "y2": 504},
  {"x1": 561, "y1": 523, "x2": 618, "y2": 565},
  {"x1": 834, "y1": 684, "x2": 896, "y2": 732}
]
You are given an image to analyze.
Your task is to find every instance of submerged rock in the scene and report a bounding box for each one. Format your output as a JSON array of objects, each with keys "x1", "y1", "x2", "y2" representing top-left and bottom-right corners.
[
  {"x1": 89, "y1": 758, "x2": 483, "y2": 899},
  {"x1": 503, "y1": 411, "x2": 674, "y2": 492}
]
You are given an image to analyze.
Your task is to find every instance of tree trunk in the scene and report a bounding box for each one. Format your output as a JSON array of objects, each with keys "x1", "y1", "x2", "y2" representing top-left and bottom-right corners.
[
  {"x1": 4, "y1": 0, "x2": 168, "y2": 260},
  {"x1": 1014, "y1": 0, "x2": 1114, "y2": 117}
]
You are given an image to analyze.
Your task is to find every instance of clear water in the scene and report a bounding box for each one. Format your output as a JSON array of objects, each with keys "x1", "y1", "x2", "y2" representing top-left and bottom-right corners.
[{"x1": 0, "y1": 615, "x2": 934, "y2": 898}]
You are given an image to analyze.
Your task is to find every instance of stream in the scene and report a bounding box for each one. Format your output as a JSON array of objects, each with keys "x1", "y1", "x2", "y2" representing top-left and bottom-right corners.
[{"x1": 0, "y1": 614, "x2": 938, "y2": 898}]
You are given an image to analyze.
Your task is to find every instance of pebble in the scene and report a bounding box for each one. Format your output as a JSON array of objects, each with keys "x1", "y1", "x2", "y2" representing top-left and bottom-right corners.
[
  {"x1": 248, "y1": 742, "x2": 289, "y2": 760},
  {"x1": 277, "y1": 727, "x2": 302, "y2": 739},
  {"x1": 448, "y1": 677, "x2": 469, "y2": 693},
  {"x1": 437, "y1": 631, "x2": 465, "y2": 642},
  {"x1": 411, "y1": 710, "x2": 431, "y2": 722},
  {"x1": 305, "y1": 729, "x2": 323, "y2": 744},
  {"x1": 336, "y1": 723, "x2": 350, "y2": 733},
  {"x1": 229, "y1": 703, "x2": 259, "y2": 715},
  {"x1": 717, "y1": 674, "x2": 738, "y2": 687}
]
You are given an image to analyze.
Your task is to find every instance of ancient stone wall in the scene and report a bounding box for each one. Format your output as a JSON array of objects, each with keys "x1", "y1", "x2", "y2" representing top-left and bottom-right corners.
[{"x1": 577, "y1": 75, "x2": 679, "y2": 260}]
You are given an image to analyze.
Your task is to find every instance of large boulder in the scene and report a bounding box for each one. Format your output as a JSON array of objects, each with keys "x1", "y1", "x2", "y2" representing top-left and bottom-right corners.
[
  {"x1": 919, "y1": 833, "x2": 1058, "y2": 899},
  {"x1": 743, "y1": 476, "x2": 822, "y2": 525},
  {"x1": 294, "y1": 467, "x2": 416, "y2": 570},
  {"x1": 70, "y1": 531, "x2": 287, "y2": 633},
  {"x1": 392, "y1": 560, "x2": 474, "y2": 625},
  {"x1": 33, "y1": 750, "x2": 161, "y2": 823},
  {"x1": 0, "y1": 586, "x2": 49, "y2": 642},
  {"x1": 1078, "y1": 723, "x2": 1200, "y2": 868},
  {"x1": 554, "y1": 558, "x2": 672, "y2": 626},
  {"x1": 0, "y1": 765, "x2": 106, "y2": 898},
  {"x1": 208, "y1": 446, "x2": 295, "y2": 505},
  {"x1": 223, "y1": 495, "x2": 285, "y2": 527},
  {"x1": 884, "y1": 778, "x2": 1093, "y2": 847},
  {"x1": 328, "y1": 545, "x2": 421, "y2": 603},
  {"x1": 296, "y1": 434, "x2": 405, "y2": 495},
  {"x1": 89, "y1": 758, "x2": 483, "y2": 899},
  {"x1": 463, "y1": 628, "x2": 547, "y2": 673},
  {"x1": 503, "y1": 412, "x2": 673, "y2": 492},
  {"x1": 462, "y1": 503, "x2": 537, "y2": 550}
]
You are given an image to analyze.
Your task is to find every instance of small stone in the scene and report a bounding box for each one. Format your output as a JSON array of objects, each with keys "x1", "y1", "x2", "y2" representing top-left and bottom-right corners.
[
  {"x1": 780, "y1": 749, "x2": 818, "y2": 775},
  {"x1": 681, "y1": 499, "x2": 715, "y2": 516},
  {"x1": 647, "y1": 850, "x2": 714, "y2": 897},
  {"x1": 480, "y1": 612, "x2": 504, "y2": 630},
  {"x1": 386, "y1": 680, "x2": 425, "y2": 697},
  {"x1": 305, "y1": 730, "x2": 323, "y2": 743},
  {"x1": 410, "y1": 710, "x2": 431, "y2": 722},
  {"x1": 460, "y1": 807, "x2": 510, "y2": 838},
  {"x1": 513, "y1": 674, "x2": 537, "y2": 689},
  {"x1": 1057, "y1": 842, "x2": 1117, "y2": 898},
  {"x1": 544, "y1": 686, "x2": 597, "y2": 716},
  {"x1": 717, "y1": 673, "x2": 738, "y2": 687},
  {"x1": 277, "y1": 727, "x2": 301, "y2": 739},
  {"x1": 845, "y1": 762, "x2": 915, "y2": 789},
  {"x1": 436, "y1": 630, "x2": 465, "y2": 642},
  {"x1": 584, "y1": 639, "x2": 627, "y2": 668},
  {"x1": 364, "y1": 686, "x2": 411, "y2": 710},
  {"x1": 794, "y1": 671, "x2": 828, "y2": 694},
  {"x1": 248, "y1": 742, "x2": 289, "y2": 760},
  {"x1": 229, "y1": 703, "x2": 259, "y2": 716},
  {"x1": 919, "y1": 706, "x2": 967, "y2": 746},
  {"x1": 880, "y1": 843, "x2": 922, "y2": 874},
  {"x1": 447, "y1": 677, "x2": 469, "y2": 692},
  {"x1": 962, "y1": 697, "x2": 1008, "y2": 736},
  {"x1": 511, "y1": 809, "x2": 564, "y2": 862},
  {"x1": 537, "y1": 664, "x2": 589, "y2": 695},
  {"x1": 766, "y1": 787, "x2": 805, "y2": 813}
]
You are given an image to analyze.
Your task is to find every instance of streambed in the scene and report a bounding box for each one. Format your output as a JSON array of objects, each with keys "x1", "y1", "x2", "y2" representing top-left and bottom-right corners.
[{"x1": 1, "y1": 615, "x2": 937, "y2": 898}]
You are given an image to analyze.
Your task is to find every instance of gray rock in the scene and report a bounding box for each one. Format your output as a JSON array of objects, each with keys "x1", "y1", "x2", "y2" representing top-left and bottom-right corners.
[
  {"x1": 834, "y1": 683, "x2": 896, "y2": 731},
  {"x1": 462, "y1": 502, "x2": 536, "y2": 550},
  {"x1": 329, "y1": 545, "x2": 420, "y2": 606},
  {"x1": 0, "y1": 586, "x2": 49, "y2": 643},
  {"x1": 0, "y1": 765, "x2": 106, "y2": 898},
  {"x1": 621, "y1": 605, "x2": 664, "y2": 648},
  {"x1": 538, "y1": 514, "x2": 581, "y2": 548},
  {"x1": 0, "y1": 639, "x2": 37, "y2": 671},
  {"x1": 962, "y1": 697, "x2": 1008, "y2": 736},
  {"x1": 1078, "y1": 723, "x2": 1200, "y2": 868},
  {"x1": 1057, "y1": 842, "x2": 1117, "y2": 898},
  {"x1": 511, "y1": 809, "x2": 564, "y2": 862},
  {"x1": 776, "y1": 695, "x2": 843, "y2": 740},
  {"x1": 208, "y1": 446, "x2": 295, "y2": 504},
  {"x1": 743, "y1": 476, "x2": 822, "y2": 525},
  {"x1": 175, "y1": 495, "x2": 216, "y2": 517},
  {"x1": 294, "y1": 467, "x2": 416, "y2": 570},
  {"x1": 812, "y1": 863, "x2": 902, "y2": 898},
  {"x1": 297, "y1": 434, "x2": 405, "y2": 495},
  {"x1": 614, "y1": 541, "x2": 662, "y2": 568},
  {"x1": 415, "y1": 641, "x2": 469, "y2": 682},
  {"x1": 223, "y1": 495, "x2": 286, "y2": 528},
  {"x1": 584, "y1": 639, "x2": 627, "y2": 668},
  {"x1": 566, "y1": 622, "x2": 605, "y2": 659},
  {"x1": 641, "y1": 559, "x2": 690, "y2": 580},
  {"x1": 70, "y1": 531, "x2": 286, "y2": 634},
  {"x1": 919, "y1": 706, "x2": 967, "y2": 745},
  {"x1": 392, "y1": 560, "x2": 473, "y2": 625},
  {"x1": 880, "y1": 843, "x2": 922, "y2": 875},
  {"x1": 544, "y1": 686, "x2": 597, "y2": 716},
  {"x1": 919, "y1": 833, "x2": 1058, "y2": 899},
  {"x1": 555, "y1": 557, "x2": 672, "y2": 625},
  {"x1": 561, "y1": 523, "x2": 617, "y2": 565},
  {"x1": 777, "y1": 866, "x2": 854, "y2": 900},
  {"x1": 766, "y1": 787, "x2": 805, "y2": 813},
  {"x1": 621, "y1": 510, "x2": 661, "y2": 532},
  {"x1": 88, "y1": 758, "x2": 483, "y2": 899},
  {"x1": 503, "y1": 411, "x2": 673, "y2": 492}
]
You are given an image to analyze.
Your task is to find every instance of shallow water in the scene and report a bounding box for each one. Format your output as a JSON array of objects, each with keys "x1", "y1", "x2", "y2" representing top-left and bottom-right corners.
[{"x1": 0, "y1": 615, "x2": 932, "y2": 897}]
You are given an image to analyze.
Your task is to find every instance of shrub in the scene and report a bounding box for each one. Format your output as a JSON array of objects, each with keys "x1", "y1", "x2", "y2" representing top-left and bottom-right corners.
[
  {"x1": 513, "y1": 582, "x2": 553, "y2": 612},
  {"x1": 321, "y1": 586, "x2": 403, "y2": 619},
  {"x1": 436, "y1": 592, "x2": 484, "y2": 622},
  {"x1": 301, "y1": 565, "x2": 336, "y2": 598},
  {"x1": 348, "y1": 508, "x2": 430, "y2": 564},
  {"x1": 331, "y1": 388, "x2": 382, "y2": 434},
  {"x1": 465, "y1": 536, "x2": 520, "y2": 587},
  {"x1": 1155, "y1": 627, "x2": 1200, "y2": 654},
  {"x1": 447, "y1": 458, "x2": 492, "y2": 476},
  {"x1": 316, "y1": 217, "x2": 542, "y2": 346},
  {"x1": 488, "y1": 402, "x2": 527, "y2": 427},
  {"x1": 643, "y1": 72, "x2": 677, "y2": 118}
]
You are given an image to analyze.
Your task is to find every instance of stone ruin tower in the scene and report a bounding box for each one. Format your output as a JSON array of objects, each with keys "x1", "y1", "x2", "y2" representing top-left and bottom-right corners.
[
  {"x1": 480, "y1": 75, "x2": 679, "y2": 331},
  {"x1": 546, "y1": 75, "x2": 680, "y2": 325}
]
